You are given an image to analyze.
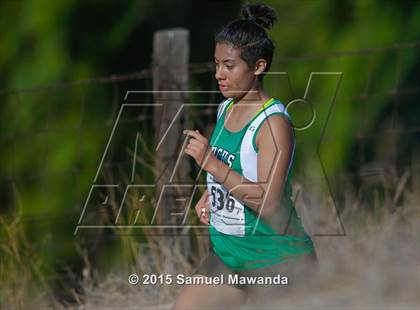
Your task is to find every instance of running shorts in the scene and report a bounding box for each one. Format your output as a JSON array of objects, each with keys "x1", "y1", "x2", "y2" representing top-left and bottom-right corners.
[{"x1": 193, "y1": 246, "x2": 320, "y2": 300}]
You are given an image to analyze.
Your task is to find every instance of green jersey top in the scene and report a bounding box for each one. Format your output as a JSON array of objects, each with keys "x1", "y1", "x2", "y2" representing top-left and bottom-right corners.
[{"x1": 206, "y1": 97, "x2": 315, "y2": 270}]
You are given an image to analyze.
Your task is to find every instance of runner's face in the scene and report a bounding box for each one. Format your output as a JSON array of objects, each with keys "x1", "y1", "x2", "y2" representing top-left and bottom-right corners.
[{"x1": 214, "y1": 43, "x2": 256, "y2": 99}]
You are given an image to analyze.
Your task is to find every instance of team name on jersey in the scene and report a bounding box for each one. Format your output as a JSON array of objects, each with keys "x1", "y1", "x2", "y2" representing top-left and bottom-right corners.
[{"x1": 211, "y1": 146, "x2": 236, "y2": 167}]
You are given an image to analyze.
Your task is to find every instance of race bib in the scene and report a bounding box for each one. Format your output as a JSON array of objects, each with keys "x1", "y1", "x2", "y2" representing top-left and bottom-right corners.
[{"x1": 207, "y1": 173, "x2": 245, "y2": 236}]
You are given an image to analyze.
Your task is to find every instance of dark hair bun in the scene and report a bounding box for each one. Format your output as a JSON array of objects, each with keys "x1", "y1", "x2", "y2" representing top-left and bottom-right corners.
[{"x1": 241, "y1": 2, "x2": 278, "y2": 29}]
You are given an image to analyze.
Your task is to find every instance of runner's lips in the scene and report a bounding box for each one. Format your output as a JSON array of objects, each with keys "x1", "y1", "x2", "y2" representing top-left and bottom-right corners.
[{"x1": 219, "y1": 84, "x2": 228, "y2": 91}]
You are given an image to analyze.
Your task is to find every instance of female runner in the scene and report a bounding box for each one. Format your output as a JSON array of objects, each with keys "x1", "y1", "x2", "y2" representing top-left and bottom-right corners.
[{"x1": 173, "y1": 3, "x2": 318, "y2": 309}]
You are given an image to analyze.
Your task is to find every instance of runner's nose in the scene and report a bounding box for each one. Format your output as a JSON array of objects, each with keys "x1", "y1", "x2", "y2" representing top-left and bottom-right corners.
[{"x1": 215, "y1": 66, "x2": 225, "y2": 81}]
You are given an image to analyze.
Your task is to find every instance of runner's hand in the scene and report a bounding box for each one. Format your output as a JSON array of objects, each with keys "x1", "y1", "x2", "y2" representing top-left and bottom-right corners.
[
  {"x1": 183, "y1": 129, "x2": 217, "y2": 171},
  {"x1": 195, "y1": 190, "x2": 210, "y2": 225}
]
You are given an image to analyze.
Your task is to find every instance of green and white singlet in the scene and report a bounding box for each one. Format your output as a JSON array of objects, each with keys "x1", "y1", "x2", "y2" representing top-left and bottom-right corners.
[{"x1": 206, "y1": 97, "x2": 315, "y2": 271}]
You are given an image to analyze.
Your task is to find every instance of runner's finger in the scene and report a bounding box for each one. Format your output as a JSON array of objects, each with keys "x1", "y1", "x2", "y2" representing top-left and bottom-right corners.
[
  {"x1": 183, "y1": 130, "x2": 207, "y2": 143},
  {"x1": 188, "y1": 139, "x2": 204, "y2": 147}
]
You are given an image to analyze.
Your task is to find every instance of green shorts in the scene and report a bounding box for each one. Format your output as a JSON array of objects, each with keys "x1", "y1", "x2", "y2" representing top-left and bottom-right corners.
[{"x1": 193, "y1": 246, "x2": 320, "y2": 299}]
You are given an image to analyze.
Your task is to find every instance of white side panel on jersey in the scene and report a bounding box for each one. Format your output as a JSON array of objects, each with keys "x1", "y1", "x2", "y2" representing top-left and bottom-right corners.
[{"x1": 240, "y1": 102, "x2": 292, "y2": 183}]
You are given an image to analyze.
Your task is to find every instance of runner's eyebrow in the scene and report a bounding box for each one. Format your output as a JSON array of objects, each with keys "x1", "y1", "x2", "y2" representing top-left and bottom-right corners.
[{"x1": 214, "y1": 57, "x2": 234, "y2": 63}]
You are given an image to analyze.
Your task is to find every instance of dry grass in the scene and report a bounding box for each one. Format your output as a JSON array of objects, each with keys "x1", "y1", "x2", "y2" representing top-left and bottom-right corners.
[
  {"x1": 0, "y1": 184, "x2": 55, "y2": 309},
  {"x1": 74, "y1": 169, "x2": 419, "y2": 309},
  {"x1": 1, "y1": 169, "x2": 418, "y2": 309}
]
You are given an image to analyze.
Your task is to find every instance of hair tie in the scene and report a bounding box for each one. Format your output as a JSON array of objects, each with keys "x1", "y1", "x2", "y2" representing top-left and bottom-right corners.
[{"x1": 248, "y1": 16, "x2": 256, "y2": 23}]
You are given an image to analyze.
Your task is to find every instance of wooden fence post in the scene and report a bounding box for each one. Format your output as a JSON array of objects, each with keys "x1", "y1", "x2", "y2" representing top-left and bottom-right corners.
[{"x1": 152, "y1": 28, "x2": 191, "y2": 246}]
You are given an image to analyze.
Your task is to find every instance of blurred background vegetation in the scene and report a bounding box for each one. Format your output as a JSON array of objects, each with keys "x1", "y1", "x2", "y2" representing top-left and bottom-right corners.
[{"x1": 0, "y1": 0, "x2": 419, "y2": 307}]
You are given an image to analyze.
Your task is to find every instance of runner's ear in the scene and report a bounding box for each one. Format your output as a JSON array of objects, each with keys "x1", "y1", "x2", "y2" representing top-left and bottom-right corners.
[{"x1": 254, "y1": 59, "x2": 267, "y2": 77}]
